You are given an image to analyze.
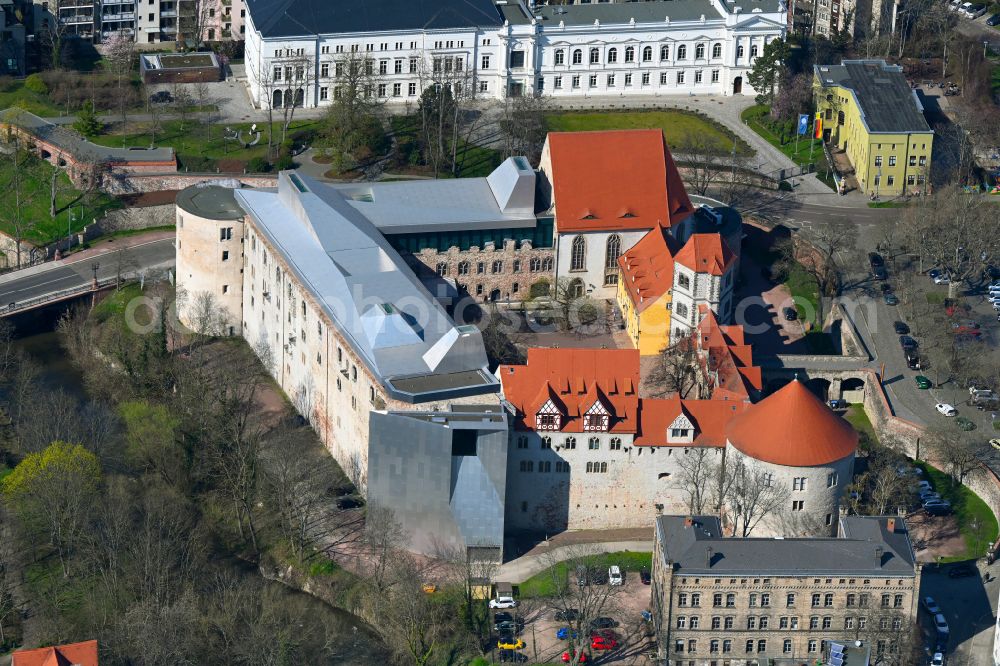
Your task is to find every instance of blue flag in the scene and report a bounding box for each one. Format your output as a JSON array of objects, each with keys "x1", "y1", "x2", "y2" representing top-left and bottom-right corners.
[{"x1": 797, "y1": 114, "x2": 809, "y2": 136}]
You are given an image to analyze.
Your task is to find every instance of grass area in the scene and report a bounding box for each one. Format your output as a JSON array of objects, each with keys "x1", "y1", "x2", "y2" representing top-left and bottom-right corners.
[
  {"x1": 389, "y1": 115, "x2": 504, "y2": 178},
  {"x1": 544, "y1": 110, "x2": 753, "y2": 156},
  {"x1": 992, "y1": 64, "x2": 1000, "y2": 97},
  {"x1": 91, "y1": 283, "x2": 144, "y2": 320},
  {"x1": 867, "y1": 200, "x2": 910, "y2": 209},
  {"x1": 845, "y1": 405, "x2": 878, "y2": 442},
  {"x1": 925, "y1": 293, "x2": 945, "y2": 305},
  {"x1": 92, "y1": 119, "x2": 318, "y2": 171},
  {"x1": 741, "y1": 105, "x2": 826, "y2": 168},
  {"x1": 0, "y1": 157, "x2": 120, "y2": 245},
  {"x1": 785, "y1": 262, "x2": 821, "y2": 326},
  {"x1": 915, "y1": 461, "x2": 1000, "y2": 563},
  {"x1": 518, "y1": 551, "x2": 651, "y2": 599},
  {"x1": 0, "y1": 82, "x2": 64, "y2": 117}
]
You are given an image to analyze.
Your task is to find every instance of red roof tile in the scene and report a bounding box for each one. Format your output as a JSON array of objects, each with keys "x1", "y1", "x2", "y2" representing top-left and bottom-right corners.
[
  {"x1": 695, "y1": 311, "x2": 762, "y2": 401},
  {"x1": 545, "y1": 129, "x2": 695, "y2": 233},
  {"x1": 13, "y1": 641, "x2": 98, "y2": 666},
  {"x1": 674, "y1": 233, "x2": 736, "y2": 276},
  {"x1": 726, "y1": 380, "x2": 858, "y2": 466},
  {"x1": 618, "y1": 227, "x2": 677, "y2": 312},
  {"x1": 500, "y1": 348, "x2": 640, "y2": 433},
  {"x1": 635, "y1": 397, "x2": 749, "y2": 447}
]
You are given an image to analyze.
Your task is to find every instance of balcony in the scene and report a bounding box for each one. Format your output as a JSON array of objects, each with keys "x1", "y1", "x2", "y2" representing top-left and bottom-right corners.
[
  {"x1": 161, "y1": 24, "x2": 177, "y2": 33},
  {"x1": 61, "y1": 13, "x2": 95, "y2": 24},
  {"x1": 160, "y1": 9, "x2": 177, "y2": 17},
  {"x1": 102, "y1": 12, "x2": 135, "y2": 20}
]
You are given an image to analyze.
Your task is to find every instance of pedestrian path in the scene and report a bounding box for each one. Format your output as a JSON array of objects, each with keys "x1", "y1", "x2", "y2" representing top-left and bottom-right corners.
[{"x1": 500, "y1": 538, "x2": 652, "y2": 583}]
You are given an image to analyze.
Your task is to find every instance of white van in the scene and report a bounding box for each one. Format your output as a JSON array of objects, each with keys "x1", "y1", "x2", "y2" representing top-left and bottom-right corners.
[{"x1": 608, "y1": 565, "x2": 623, "y2": 586}]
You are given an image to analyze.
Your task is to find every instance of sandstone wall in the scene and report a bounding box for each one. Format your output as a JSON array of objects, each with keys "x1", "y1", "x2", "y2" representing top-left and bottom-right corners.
[{"x1": 103, "y1": 173, "x2": 277, "y2": 195}]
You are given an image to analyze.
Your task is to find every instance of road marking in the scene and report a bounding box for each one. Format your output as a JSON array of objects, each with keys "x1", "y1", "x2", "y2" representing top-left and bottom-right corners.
[{"x1": 5, "y1": 273, "x2": 80, "y2": 296}]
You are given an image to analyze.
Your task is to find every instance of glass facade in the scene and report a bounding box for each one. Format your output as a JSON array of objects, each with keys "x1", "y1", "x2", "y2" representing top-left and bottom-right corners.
[{"x1": 385, "y1": 218, "x2": 554, "y2": 253}]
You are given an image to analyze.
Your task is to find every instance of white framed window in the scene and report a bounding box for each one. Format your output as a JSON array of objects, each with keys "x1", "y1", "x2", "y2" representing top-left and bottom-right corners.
[
  {"x1": 676, "y1": 71, "x2": 685, "y2": 84},
  {"x1": 660, "y1": 45, "x2": 669, "y2": 60},
  {"x1": 554, "y1": 76, "x2": 562, "y2": 89},
  {"x1": 608, "y1": 48, "x2": 618, "y2": 63},
  {"x1": 572, "y1": 49, "x2": 583, "y2": 64},
  {"x1": 625, "y1": 46, "x2": 635, "y2": 62},
  {"x1": 555, "y1": 49, "x2": 565, "y2": 65}
]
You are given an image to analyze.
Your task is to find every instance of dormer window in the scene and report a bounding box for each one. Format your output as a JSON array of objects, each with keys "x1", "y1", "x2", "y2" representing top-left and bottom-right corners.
[
  {"x1": 536, "y1": 398, "x2": 561, "y2": 431},
  {"x1": 584, "y1": 401, "x2": 610, "y2": 431},
  {"x1": 667, "y1": 412, "x2": 696, "y2": 444},
  {"x1": 671, "y1": 428, "x2": 690, "y2": 438}
]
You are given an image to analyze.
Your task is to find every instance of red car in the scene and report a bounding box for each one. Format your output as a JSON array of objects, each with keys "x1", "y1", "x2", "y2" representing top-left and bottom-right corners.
[
  {"x1": 561, "y1": 650, "x2": 588, "y2": 663},
  {"x1": 591, "y1": 631, "x2": 619, "y2": 650},
  {"x1": 952, "y1": 321, "x2": 981, "y2": 335}
]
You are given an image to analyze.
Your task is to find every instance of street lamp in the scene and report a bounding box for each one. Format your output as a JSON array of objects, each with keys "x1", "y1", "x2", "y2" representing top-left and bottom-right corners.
[
  {"x1": 91, "y1": 262, "x2": 100, "y2": 289},
  {"x1": 874, "y1": 166, "x2": 882, "y2": 201}
]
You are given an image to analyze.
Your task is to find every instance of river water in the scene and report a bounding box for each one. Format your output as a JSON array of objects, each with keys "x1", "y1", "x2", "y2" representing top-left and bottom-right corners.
[{"x1": 7, "y1": 300, "x2": 388, "y2": 664}]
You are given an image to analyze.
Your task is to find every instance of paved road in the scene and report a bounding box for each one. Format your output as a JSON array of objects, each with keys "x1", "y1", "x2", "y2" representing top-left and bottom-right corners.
[{"x1": 0, "y1": 237, "x2": 175, "y2": 308}]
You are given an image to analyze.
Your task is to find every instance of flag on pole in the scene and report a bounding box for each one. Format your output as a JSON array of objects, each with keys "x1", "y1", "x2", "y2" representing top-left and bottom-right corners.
[
  {"x1": 814, "y1": 114, "x2": 823, "y2": 139},
  {"x1": 797, "y1": 114, "x2": 809, "y2": 136}
]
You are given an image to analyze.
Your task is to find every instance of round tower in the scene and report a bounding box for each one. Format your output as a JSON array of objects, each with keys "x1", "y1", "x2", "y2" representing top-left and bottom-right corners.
[
  {"x1": 724, "y1": 379, "x2": 858, "y2": 537},
  {"x1": 175, "y1": 185, "x2": 246, "y2": 336}
]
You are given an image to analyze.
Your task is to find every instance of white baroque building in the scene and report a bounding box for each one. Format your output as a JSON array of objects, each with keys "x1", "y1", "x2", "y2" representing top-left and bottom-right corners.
[{"x1": 243, "y1": 0, "x2": 786, "y2": 109}]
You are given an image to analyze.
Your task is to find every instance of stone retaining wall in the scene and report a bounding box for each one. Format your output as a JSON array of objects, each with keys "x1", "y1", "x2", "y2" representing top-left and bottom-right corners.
[
  {"x1": 93, "y1": 204, "x2": 175, "y2": 234},
  {"x1": 103, "y1": 172, "x2": 278, "y2": 195}
]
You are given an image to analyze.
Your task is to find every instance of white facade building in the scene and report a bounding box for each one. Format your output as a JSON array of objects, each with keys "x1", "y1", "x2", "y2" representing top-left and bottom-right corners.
[{"x1": 242, "y1": 0, "x2": 786, "y2": 109}]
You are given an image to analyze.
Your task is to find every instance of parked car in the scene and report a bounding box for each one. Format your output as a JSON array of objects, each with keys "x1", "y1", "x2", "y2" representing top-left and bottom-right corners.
[
  {"x1": 640, "y1": 568, "x2": 651, "y2": 585},
  {"x1": 590, "y1": 631, "x2": 619, "y2": 651},
  {"x1": 917, "y1": 480, "x2": 932, "y2": 492},
  {"x1": 990, "y1": 439, "x2": 1000, "y2": 451},
  {"x1": 149, "y1": 90, "x2": 173, "y2": 104},
  {"x1": 893, "y1": 321, "x2": 910, "y2": 334},
  {"x1": 935, "y1": 403, "x2": 957, "y2": 416},
  {"x1": 934, "y1": 613, "x2": 950, "y2": 634},
  {"x1": 490, "y1": 596, "x2": 518, "y2": 609},
  {"x1": 561, "y1": 650, "x2": 588, "y2": 663},
  {"x1": 782, "y1": 306, "x2": 798, "y2": 321},
  {"x1": 589, "y1": 567, "x2": 608, "y2": 585},
  {"x1": 829, "y1": 399, "x2": 848, "y2": 409},
  {"x1": 496, "y1": 620, "x2": 521, "y2": 635},
  {"x1": 929, "y1": 269, "x2": 943, "y2": 280},
  {"x1": 873, "y1": 266, "x2": 888, "y2": 280},
  {"x1": 926, "y1": 503, "x2": 952, "y2": 516},
  {"x1": 915, "y1": 375, "x2": 932, "y2": 389},
  {"x1": 608, "y1": 565, "x2": 623, "y2": 586},
  {"x1": 933, "y1": 274, "x2": 951, "y2": 285},
  {"x1": 497, "y1": 635, "x2": 525, "y2": 650},
  {"x1": 922, "y1": 596, "x2": 942, "y2": 615},
  {"x1": 931, "y1": 652, "x2": 944, "y2": 666},
  {"x1": 555, "y1": 608, "x2": 580, "y2": 622},
  {"x1": 556, "y1": 627, "x2": 578, "y2": 640},
  {"x1": 947, "y1": 564, "x2": 977, "y2": 578},
  {"x1": 575, "y1": 565, "x2": 588, "y2": 587},
  {"x1": 884, "y1": 293, "x2": 899, "y2": 305},
  {"x1": 899, "y1": 335, "x2": 918, "y2": 350},
  {"x1": 590, "y1": 617, "x2": 618, "y2": 630},
  {"x1": 905, "y1": 350, "x2": 920, "y2": 370},
  {"x1": 869, "y1": 252, "x2": 885, "y2": 268},
  {"x1": 498, "y1": 649, "x2": 528, "y2": 663}
]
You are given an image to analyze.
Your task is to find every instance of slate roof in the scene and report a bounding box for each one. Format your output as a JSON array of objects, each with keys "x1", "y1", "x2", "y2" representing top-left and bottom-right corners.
[
  {"x1": 234, "y1": 171, "x2": 498, "y2": 403},
  {"x1": 246, "y1": 0, "x2": 503, "y2": 38},
  {"x1": 656, "y1": 515, "x2": 917, "y2": 576},
  {"x1": 502, "y1": 0, "x2": 753, "y2": 25},
  {"x1": 815, "y1": 60, "x2": 931, "y2": 134}
]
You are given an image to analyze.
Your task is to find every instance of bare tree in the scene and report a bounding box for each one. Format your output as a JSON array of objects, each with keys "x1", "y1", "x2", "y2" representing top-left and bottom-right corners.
[
  {"x1": 776, "y1": 219, "x2": 859, "y2": 324},
  {"x1": 675, "y1": 131, "x2": 728, "y2": 196},
  {"x1": 105, "y1": 30, "x2": 136, "y2": 146},
  {"x1": 645, "y1": 340, "x2": 700, "y2": 398},
  {"x1": 363, "y1": 503, "x2": 407, "y2": 595},
  {"x1": 323, "y1": 51, "x2": 385, "y2": 172},
  {"x1": 277, "y1": 54, "x2": 314, "y2": 146},
  {"x1": 720, "y1": 456, "x2": 791, "y2": 537},
  {"x1": 673, "y1": 448, "x2": 721, "y2": 514},
  {"x1": 0, "y1": 126, "x2": 42, "y2": 267},
  {"x1": 496, "y1": 93, "x2": 551, "y2": 164},
  {"x1": 926, "y1": 428, "x2": 980, "y2": 484}
]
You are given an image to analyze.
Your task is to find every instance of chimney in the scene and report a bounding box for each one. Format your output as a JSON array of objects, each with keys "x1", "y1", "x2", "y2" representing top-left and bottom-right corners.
[
  {"x1": 874, "y1": 547, "x2": 884, "y2": 569},
  {"x1": 684, "y1": 516, "x2": 694, "y2": 527},
  {"x1": 887, "y1": 517, "x2": 896, "y2": 533},
  {"x1": 706, "y1": 547, "x2": 714, "y2": 568}
]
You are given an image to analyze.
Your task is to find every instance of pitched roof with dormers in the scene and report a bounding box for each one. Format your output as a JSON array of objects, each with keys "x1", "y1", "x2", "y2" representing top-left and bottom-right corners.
[
  {"x1": 674, "y1": 233, "x2": 736, "y2": 276},
  {"x1": 12, "y1": 641, "x2": 99, "y2": 666},
  {"x1": 694, "y1": 310, "x2": 762, "y2": 402},
  {"x1": 726, "y1": 379, "x2": 859, "y2": 467},
  {"x1": 634, "y1": 397, "x2": 749, "y2": 447},
  {"x1": 499, "y1": 348, "x2": 640, "y2": 433},
  {"x1": 618, "y1": 226, "x2": 678, "y2": 313},
  {"x1": 544, "y1": 129, "x2": 695, "y2": 233}
]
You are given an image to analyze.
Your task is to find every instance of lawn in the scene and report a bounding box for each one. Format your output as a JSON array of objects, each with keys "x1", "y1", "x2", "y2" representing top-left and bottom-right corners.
[
  {"x1": 740, "y1": 105, "x2": 826, "y2": 169},
  {"x1": 0, "y1": 156, "x2": 121, "y2": 245},
  {"x1": 544, "y1": 109, "x2": 753, "y2": 156},
  {"x1": 845, "y1": 405, "x2": 878, "y2": 442},
  {"x1": 92, "y1": 118, "x2": 318, "y2": 172},
  {"x1": 389, "y1": 115, "x2": 504, "y2": 178},
  {"x1": 0, "y1": 82, "x2": 64, "y2": 117},
  {"x1": 992, "y1": 64, "x2": 1000, "y2": 97},
  {"x1": 916, "y1": 461, "x2": 999, "y2": 562},
  {"x1": 785, "y1": 261, "x2": 821, "y2": 326},
  {"x1": 518, "y1": 550, "x2": 651, "y2": 598}
]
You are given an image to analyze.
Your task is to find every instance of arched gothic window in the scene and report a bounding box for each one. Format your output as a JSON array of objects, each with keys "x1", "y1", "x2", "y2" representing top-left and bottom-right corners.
[
  {"x1": 605, "y1": 234, "x2": 622, "y2": 268},
  {"x1": 570, "y1": 235, "x2": 586, "y2": 271}
]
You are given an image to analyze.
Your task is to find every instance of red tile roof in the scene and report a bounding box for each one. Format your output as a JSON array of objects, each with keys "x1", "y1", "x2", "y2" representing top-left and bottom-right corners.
[
  {"x1": 635, "y1": 397, "x2": 749, "y2": 447},
  {"x1": 546, "y1": 129, "x2": 695, "y2": 233},
  {"x1": 726, "y1": 380, "x2": 858, "y2": 467},
  {"x1": 500, "y1": 348, "x2": 640, "y2": 433},
  {"x1": 695, "y1": 311, "x2": 762, "y2": 401},
  {"x1": 13, "y1": 641, "x2": 98, "y2": 666},
  {"x1": 674, "y1": 233, "x2": 736, "y2": 276},
  {"x1": 618, "y1": 227, "x2": 677, "y2": 312}
]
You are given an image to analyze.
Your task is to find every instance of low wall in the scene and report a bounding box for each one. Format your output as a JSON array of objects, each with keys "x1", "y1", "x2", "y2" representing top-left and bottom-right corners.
[
  {"x1": 89, "y1": 204, "x2": 175, "y2": 235},
  {"x1": 103, "y1": 172, "x2": 278, "y2": 194}
]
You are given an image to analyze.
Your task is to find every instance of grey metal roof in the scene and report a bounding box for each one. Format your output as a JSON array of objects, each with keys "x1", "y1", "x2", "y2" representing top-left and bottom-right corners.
[
  {"x1": 815, "y1": 60, "x2": 931, "y2": 134},
  {"x1": 1, "y1": 109, "x2": 175, "y2": 165},
  {"x1": 655, "y1": 515, "x2": 917, "y2": 576},
  {"x1": 505, "y1": 0, "x2": 782, "y2": 26},
  {"x1": 246, "y1": 0, "x2": 503, "y2": 38},
  {"x1": 176, "y1": 184, "x2": 245, "y2": 221},
  {"x1": 335, "y1": 157, "x2": 537, "y2": 234},
  {"x1": 234, "y1": 172, "x2": 498, "y2": 404}
]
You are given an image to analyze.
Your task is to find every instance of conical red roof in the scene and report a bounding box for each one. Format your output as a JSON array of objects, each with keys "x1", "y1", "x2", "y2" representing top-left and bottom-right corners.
[{"x1": 725, "y1": 380, "x2": 858, "y2": 466}]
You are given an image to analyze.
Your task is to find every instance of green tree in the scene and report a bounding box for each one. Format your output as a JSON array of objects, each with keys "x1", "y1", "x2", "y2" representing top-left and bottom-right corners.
[
  {"x1": 1, "y1": 441, "x2": 101, "y2": 577},
  {"x1": 119, "y1": 401, "x2": 184, "y2": 487},
  {"x1": 747, "y1": 38, "x2": 791, "y2": 106},
  {"x1": 73, "y1": 101, "x2": 103, "y2": 138}
]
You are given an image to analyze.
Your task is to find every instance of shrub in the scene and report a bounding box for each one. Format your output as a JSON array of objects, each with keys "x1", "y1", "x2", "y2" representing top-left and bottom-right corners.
[
  {"x1": 24, "y1": 74, "x2": 48, "y2": 95},
  {"x1": 179, "y1": 155, "x2": 216, "y2": 172},
  {"x1": 245, "y1": 156, "x2": 271, "y2": 173},
  {"x1": 274, "y1": 154, "x2": 295, "y2": 171},
  {"x1": 778, "y1": 180, "x2": 793, "y2": 192},
  {"x1": 529, "y1": 279, "x2": 551, "y2": 299},
  {"x1": 73, "y1": 101, "x2": 103, "y2": 137}
]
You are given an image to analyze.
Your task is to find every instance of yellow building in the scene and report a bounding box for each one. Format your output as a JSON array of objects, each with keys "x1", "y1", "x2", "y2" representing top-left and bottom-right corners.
[
  {"x1": 814, "y1": 60, "x2": 933, "y2": 196},
  {"x1": 616, "y1": 227, "x2": 675, "y2": 356}
]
